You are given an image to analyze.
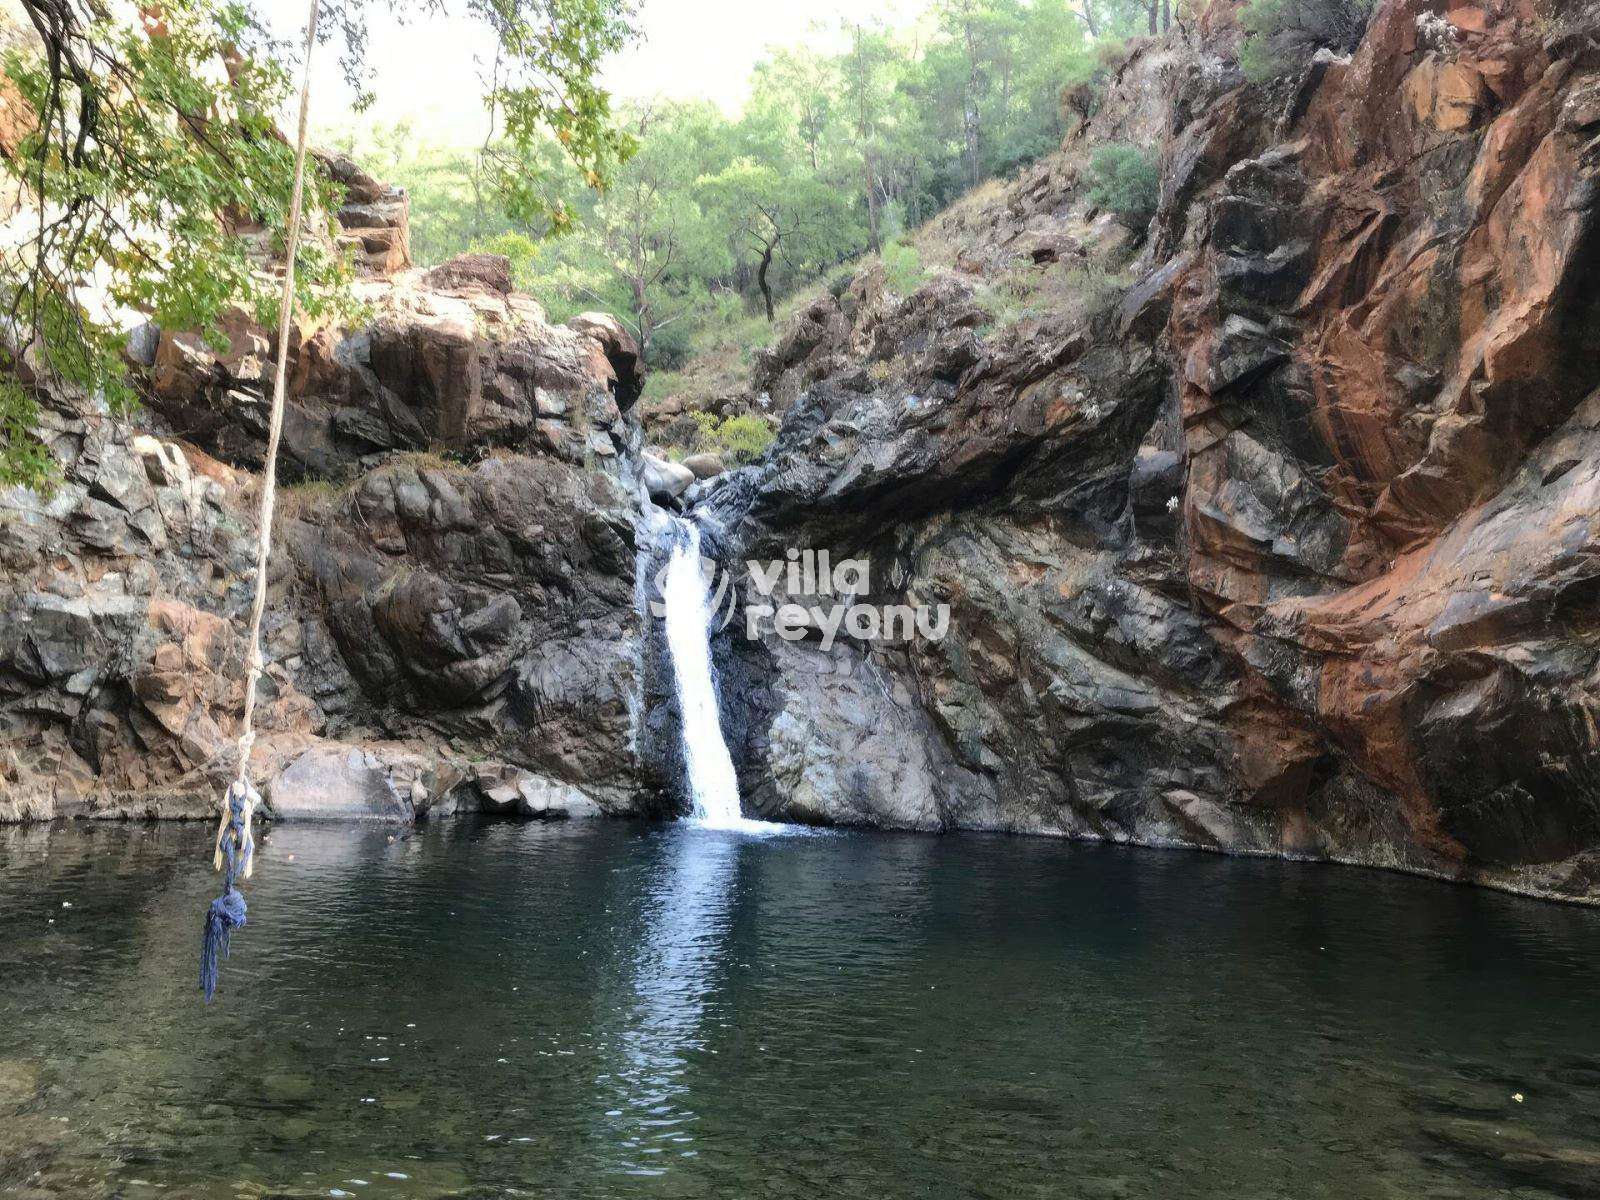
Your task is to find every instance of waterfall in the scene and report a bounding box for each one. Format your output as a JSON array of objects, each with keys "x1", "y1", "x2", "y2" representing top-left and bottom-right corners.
[{"x1": 660, "y1": 520, "x2": 762, "y2": 831}]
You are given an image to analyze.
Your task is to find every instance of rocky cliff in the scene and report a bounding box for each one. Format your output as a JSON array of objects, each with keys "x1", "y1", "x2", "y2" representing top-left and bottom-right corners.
[
  {"x1": 695, "y1": 0, "x2": 1600, "y2": 901},
  {"x1": 6, "y1": 0, "x2": 1600, "y2": 903},
  {"x1": 0, "y1": 178, "x2": 670, "y2": 823}
]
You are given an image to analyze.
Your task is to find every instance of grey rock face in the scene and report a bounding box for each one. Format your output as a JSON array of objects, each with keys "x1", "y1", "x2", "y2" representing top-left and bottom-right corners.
[
  {"x1": 267, "y1": 745, "x2": 416, "y2": 821},
  {"x1": 741, "y1": 638, "x2": 968, "y2": 831},
  {"x1": 282, "y1": 426, "x2": 662, "y2": 815},
  {"x1": 686, "y1": 8, "x2": 1600, "y2": 903},
  {"x1": 1, "y1": 240, "x2": 667, "y2": 823}
]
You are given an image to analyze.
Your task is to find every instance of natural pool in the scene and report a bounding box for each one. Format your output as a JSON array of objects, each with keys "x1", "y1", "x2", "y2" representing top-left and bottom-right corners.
[{"x1": 2, "y1": 820, "x2": 1598, "y2": 1199}]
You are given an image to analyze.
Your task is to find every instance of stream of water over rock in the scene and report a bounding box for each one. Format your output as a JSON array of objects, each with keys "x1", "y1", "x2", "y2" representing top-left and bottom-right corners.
[{"x1": 659, "y1": 519, "x2": 780, "y2": 835}]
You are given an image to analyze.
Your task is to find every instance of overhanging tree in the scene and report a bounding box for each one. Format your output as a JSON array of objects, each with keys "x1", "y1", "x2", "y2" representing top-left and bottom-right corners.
[{"x1": 0, "y1": 0, "x2": 638, "y2": 487}]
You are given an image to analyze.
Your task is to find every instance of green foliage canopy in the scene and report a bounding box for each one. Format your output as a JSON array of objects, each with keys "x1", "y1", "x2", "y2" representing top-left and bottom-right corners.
[
  {"x1": 404, "y1": 0, "x2": 1114, "y2": 368},
  {"x1": 0, "y1": 0, "x2": 637, "y2": 487}
]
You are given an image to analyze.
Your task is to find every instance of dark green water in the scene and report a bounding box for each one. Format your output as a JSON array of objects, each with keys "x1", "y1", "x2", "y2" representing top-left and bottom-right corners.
[{"x1": 2, "y1": 821, "x2": 1598, "y2": 1199}]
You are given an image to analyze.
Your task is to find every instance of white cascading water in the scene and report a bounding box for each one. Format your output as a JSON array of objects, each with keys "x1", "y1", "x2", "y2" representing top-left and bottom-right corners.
[{"x1": 661, "y1": 520, "x2": 766, "y2": 831}]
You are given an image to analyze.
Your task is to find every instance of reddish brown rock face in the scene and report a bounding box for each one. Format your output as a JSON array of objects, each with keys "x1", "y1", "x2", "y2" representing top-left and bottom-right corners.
[
  {"x1": 1164, "y1": 0, "x2": 1600, "y2": 888},
  {"x1": 694, "y1": 0, "x2": 1600, "y2": 900}
]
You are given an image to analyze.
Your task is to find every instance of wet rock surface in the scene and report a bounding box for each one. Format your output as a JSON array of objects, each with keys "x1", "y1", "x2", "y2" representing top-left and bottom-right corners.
[{"x1": 696, "y1": 0, "x2": 1600, "y2": 901}]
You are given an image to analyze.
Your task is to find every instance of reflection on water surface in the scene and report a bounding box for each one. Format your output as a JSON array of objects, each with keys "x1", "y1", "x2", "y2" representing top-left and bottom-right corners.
[{"x1": 2, "y1": 820, "x2": 1598, "y2": 1198}]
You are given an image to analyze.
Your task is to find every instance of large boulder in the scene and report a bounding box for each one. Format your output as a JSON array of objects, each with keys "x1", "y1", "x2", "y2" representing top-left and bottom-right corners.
[
  {"x1": 423, "y1": 252, "x2": 513, "y2": 294},
  {"x1": 681, "y1": 452, "x2": 726, "y2": 479},
  {"x1": 465, "y1": 762, "x2": 605, "y2": 818},
  {"x1": 265, "y1": 742, "x2": 466, "y2": 821},
  {"x1": 640, "y1": 453, "x2": 695, "y2": 502}
]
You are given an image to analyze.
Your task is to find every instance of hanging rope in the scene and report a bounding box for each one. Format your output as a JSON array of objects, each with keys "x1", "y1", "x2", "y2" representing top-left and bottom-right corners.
[{"x1": 200, "y1": 0, "x2": 321, "y2": 1003}]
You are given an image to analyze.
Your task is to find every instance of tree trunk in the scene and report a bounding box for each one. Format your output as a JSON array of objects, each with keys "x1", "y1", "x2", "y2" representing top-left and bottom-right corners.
[
  {"x1": 631, "y1": 274, "x2": 651, "y2": 355},
  {"x1": 964, "y1": 30, "x2": 983, "y2": 186},
  {"x1": 1081, "y1": 0, "x2": 1099, "y2": 38},
  {"x1": 864, "y1": 152, "x2": 883, "y2": 252},
  {"x1": 757, "y1": 241, "x2": 776, "y2": 322},
  {"x1": 1147, "y1": 0, "x2": 1158, "y2": 34},
  {"x1": 1161, "y1": 0, "x2": 1171, "y2": 31}
]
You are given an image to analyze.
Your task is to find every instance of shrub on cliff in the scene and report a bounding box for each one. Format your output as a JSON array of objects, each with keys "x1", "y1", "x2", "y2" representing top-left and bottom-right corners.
[
  {"x1": 645, "y1": 322, "x2": 697, "y2": 372},
  {"x1": 882, "y1": 241, "x2": 927, "y2": 296},
  {"x1": 692, "y1": 412, "x2": 775, "y2": 465},
  {"x1": 1087, "y1": 144, "x2": 1161, "y2": 232},
  {"x1": 1239, "y1": 0, "x2": 1375, "y2": 82}
]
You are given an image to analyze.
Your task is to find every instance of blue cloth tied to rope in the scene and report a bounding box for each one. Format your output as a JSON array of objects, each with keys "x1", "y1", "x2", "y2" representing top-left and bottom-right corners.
[{"x1": 200, "y1": 781, "x2": 256, "y2": 1002}]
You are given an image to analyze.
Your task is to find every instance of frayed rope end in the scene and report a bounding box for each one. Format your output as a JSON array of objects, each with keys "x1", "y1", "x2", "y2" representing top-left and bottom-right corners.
[{"x1": 199, "y1": 886, "x2": 247, "y2": 1002}]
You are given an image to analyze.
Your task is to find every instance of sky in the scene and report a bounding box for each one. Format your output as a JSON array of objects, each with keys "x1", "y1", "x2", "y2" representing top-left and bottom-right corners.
[{"x1": 259, "y1": 0, "x2": 928, "y2": 146}]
